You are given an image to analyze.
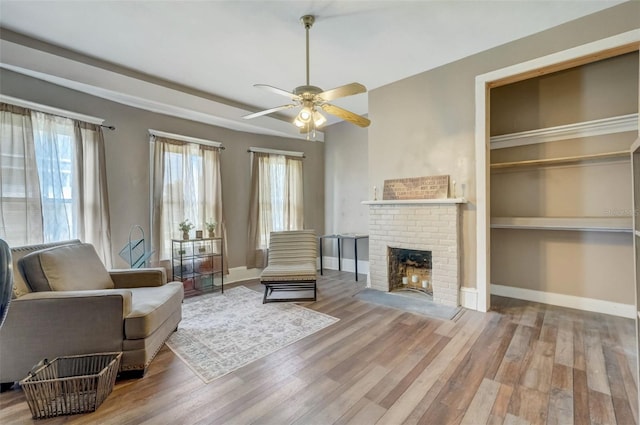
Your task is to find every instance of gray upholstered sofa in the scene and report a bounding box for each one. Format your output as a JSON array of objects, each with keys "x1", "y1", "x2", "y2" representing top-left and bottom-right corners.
[{"x1": 0, "y1": 240, "x2": 183, "y2": 388}]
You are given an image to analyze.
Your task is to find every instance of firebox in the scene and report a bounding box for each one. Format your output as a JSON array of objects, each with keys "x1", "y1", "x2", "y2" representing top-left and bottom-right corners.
[{"x1": 388, "y1": 247, "x2": 432, "y2": 295}]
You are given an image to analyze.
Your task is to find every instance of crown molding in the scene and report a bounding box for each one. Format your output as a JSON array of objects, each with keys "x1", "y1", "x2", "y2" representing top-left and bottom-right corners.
[{"x1": 0, "y1": 39, "x2": 324, "y2": 142}]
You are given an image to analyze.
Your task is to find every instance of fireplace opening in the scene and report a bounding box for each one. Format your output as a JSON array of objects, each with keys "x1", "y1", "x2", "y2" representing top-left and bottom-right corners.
[{"x1": 388, "y1": 247, "x2": 432, "y2": 296}]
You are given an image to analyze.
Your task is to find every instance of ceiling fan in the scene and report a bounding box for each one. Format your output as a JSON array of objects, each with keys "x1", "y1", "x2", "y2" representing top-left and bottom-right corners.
[{"x1": 242, "y1": 15, "x2": 371, "y2": 138}]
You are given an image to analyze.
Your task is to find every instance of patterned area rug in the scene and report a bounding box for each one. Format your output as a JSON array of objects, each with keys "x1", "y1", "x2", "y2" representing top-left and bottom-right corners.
[{"x1": 166, "y1": 286, "x2": 339, "y2": 384}]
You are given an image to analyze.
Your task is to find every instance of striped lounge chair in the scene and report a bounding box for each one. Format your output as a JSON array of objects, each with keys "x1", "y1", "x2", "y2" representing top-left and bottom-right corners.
[{"x1": 260, "y1": 230, "x2": 317, "y2": 303}]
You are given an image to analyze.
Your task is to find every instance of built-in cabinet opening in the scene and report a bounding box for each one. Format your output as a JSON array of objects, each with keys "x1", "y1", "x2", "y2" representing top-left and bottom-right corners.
[{"x1": 489, "y1": 51, "x2": 638, "y2": 310}]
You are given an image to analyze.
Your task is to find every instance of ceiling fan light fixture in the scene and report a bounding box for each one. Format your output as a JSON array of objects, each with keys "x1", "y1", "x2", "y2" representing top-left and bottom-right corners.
[
  {"x1": 313, "y1": 110, "x2": 327, "y2": 127},
  {"x1": 294, "y1": 106, "x2": 313, "y2": 127},
  {"x1": 299, "y1": 107, "x2": 312, "y2": 122}
]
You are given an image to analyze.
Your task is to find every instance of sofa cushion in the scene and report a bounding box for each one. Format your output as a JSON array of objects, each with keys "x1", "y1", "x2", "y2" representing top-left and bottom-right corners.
[
  {"x1": 19, "y1": 243, "x2": 114, "y2": 292},
  {"x1": 124, "y1": 281, "x2": 184, "y2": 340},
  {"x1": 10, "y1": 240, "x2": 81, "y2": 298}
]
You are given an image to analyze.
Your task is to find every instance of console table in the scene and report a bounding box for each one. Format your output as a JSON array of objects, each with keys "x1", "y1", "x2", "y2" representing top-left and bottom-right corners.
[{"x1": 319, "y1": 233, "x2": 369, "y2": 281}]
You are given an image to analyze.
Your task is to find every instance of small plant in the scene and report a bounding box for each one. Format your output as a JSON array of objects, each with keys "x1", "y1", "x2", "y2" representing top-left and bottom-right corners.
[
  {"x1": 178, "y1": 219, "x2": 194, "y2": 233},
  {"x1": 205, "y1": 220, "x2": 217, "y2": 232}
]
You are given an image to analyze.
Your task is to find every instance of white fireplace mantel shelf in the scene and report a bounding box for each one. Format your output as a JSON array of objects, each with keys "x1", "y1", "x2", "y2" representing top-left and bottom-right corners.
[{"x1": 362, "y1": 198, "x2": 467, "y2": 205}]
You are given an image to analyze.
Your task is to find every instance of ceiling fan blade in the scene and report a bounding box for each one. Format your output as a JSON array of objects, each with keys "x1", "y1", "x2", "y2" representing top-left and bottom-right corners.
[
  {"x1": 242, "y1": 104, "x2": 296, "y2": 120},
  {"x1": 317, "y1": 83, "x2": 367, "y2": 102},
  {"x1": 321, "y1": 103, "x2": 371, "y2": 128},
  {"x1": 254, "y1": 84, "x2": 301, "y2": 100}
]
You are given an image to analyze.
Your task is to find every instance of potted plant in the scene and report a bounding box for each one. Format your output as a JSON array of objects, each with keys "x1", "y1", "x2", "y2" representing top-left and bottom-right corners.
[
  {"x1": 179, "y1": 219, "x2": 194, "y2": 240},
  {"x1": 205, "y1": 220, "x2": 217, "y2": 238}
]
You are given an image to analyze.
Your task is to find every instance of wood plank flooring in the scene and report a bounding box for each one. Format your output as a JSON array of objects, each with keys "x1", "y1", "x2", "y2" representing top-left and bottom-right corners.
[{"x1": 1, "y1": 270, "x2": 637, "y2": 424}]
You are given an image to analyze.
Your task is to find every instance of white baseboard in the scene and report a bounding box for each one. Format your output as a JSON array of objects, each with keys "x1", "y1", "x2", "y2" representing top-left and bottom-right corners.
[
  {"x1": 226, "y1": 266, "x2": 261, "y2": 284},
  {"x1": 491, "y1": 284, "x2": 635, "y2": 319},
  {"x1": 321, "y1": 256, "x2": 369, "y2": 275},
  {"x1": 460, "y1": 287, "x2": 477, "y2": 310}
]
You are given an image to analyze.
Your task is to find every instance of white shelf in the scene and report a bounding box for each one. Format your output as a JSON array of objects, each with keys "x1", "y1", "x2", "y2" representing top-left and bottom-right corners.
[
  {"x1": 362, "y1": 198, "x2": 467, "y2": 205},
  {"x1": 490, "y1": 216, "x2": 632, "y2": 232},
  {"x1": 490, "y1": 151, "x2": 629, "y2": 170},
  {"x1": 490, "y1": 113, "x2": 638, "y2": 149}
]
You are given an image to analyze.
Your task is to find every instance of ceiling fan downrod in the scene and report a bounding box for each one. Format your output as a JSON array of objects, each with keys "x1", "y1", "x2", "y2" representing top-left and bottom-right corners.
[{"x1": 300, "y1": 15, "x2": 315, "y2": 86}]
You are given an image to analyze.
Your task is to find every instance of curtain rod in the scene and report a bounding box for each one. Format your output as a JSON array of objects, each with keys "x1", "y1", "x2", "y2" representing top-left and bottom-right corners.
[
  {"x1": 0, "y1": 94, "x2": 115, "y2": 129},
  {"x1": 149, "y1": 129, "x2": 224, "y2": 149},
  {"x1": 248, "y1": 147, "x2": 305, "y2": 158}
]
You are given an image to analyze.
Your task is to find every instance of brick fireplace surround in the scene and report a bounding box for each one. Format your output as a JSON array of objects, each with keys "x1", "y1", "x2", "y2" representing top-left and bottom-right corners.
[{"x1": 362, "y1": 199, "x2": 466, "y2": 307}]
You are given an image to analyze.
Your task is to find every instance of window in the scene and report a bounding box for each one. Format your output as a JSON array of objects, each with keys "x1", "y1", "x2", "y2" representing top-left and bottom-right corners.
[
  {"x1": 150, "y1": 136, "x2": 224, "y2": 261},
  {"x1": 246, "y1": 151, "x2": 303, "y2": 268},
  {"x1": 0, "y1": 103, "x2": 111, "y2": 264}
]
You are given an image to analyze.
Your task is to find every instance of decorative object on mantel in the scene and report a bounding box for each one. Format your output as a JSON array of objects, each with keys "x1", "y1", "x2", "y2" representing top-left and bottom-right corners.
[
  {"x1": 383, "y1": 175, "x2": 449, "y2": 200},
  {"x1": 178, "y1": 219, "x2": 194, "y2": 240}
]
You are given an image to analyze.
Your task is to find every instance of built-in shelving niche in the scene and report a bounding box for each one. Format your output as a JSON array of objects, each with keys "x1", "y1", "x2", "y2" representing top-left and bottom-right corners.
[{"x1": 489, "y1": 49, "x2": 638, "y2": 327}]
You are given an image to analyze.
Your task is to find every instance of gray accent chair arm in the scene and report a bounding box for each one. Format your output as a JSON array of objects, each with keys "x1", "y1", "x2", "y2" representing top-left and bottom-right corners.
[{"x1": 109, "y1": 268, "x2": 168, "y2": 288}]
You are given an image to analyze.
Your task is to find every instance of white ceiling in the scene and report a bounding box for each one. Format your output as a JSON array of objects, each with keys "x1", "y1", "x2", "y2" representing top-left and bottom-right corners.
[{"x1": 0, "y1": 0, "x2": 627, "y2": 139}]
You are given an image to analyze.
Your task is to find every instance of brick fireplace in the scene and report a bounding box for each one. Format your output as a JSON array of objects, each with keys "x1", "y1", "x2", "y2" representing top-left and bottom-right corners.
[{"x1": 363, "y1": 199, "x2": 465, "y2": 307}]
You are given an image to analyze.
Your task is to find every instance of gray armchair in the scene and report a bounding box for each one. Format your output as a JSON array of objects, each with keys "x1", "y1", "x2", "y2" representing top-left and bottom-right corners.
[{"x1": 0, "y1": 240, "x2": 183, "y2": 390}]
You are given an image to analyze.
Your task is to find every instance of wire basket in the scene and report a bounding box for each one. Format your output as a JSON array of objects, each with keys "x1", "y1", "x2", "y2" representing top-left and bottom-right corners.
[{"x1": 19, "y1": 352, "x2": 122, "y2": 419}]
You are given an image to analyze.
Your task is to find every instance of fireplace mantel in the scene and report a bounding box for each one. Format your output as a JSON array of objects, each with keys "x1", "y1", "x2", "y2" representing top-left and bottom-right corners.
[{"x1": 362, "y1": 198, "x2": 467, "y2": 206}]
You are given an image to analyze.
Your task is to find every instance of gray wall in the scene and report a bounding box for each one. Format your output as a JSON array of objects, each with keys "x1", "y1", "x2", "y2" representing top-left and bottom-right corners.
[
  {"x1": 362, "y1": 1, "x2": 640, "y2": 289},
  {"x1": 0, "y1": 69, "x2": 324, "y2": 269},
  {"x1": 323, "y1": 119, "x2": 369, "y2": 260}
]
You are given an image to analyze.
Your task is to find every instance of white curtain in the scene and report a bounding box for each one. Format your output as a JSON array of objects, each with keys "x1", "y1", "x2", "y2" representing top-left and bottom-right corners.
[
  {"x1": 246, "y1": 152, "x2": 304, "y2": 268},
  {"x1": 150, "y1": 136, "x2": 227, "y2": 272},
  {"x1": 0, "y1": 103, "x2": 112, "y2": 265},
  {"x1": 31, "y1": 111, "x2": 76, "y2": 243},
  {"x1": 74, "y1": 120, "x2": 112, "y2": 266},
  {"x1": 0, "y1": 104, "x2": 43, "y2": 245}
]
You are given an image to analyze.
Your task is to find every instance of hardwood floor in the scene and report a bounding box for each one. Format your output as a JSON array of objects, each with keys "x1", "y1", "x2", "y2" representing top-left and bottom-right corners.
[{"x1": 1, "y1": 270, "x2": 637, "y2": 424}]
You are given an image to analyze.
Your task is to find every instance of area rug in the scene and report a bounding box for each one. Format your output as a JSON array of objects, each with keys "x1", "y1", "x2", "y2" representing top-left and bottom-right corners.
[
  {"x1": 166, "y1": 286, "x2": 339, "y2": 384},
  {"x1": 354, "y1": 288, "x2": 461, "y2": 320}
]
